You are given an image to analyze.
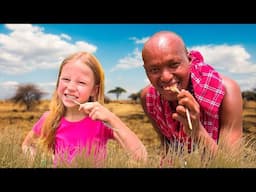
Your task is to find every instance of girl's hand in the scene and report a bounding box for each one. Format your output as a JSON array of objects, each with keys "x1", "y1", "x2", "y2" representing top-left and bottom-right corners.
[
  {"x1": 78, "y1": 102, "x2": 112, "y2": 122},
  {"x1": 22, "y1": 145, "x2": 36, "y2": 162}
]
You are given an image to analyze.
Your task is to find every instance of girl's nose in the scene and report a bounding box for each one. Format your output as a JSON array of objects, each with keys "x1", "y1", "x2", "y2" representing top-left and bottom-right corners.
[{"x1": 67, "y1": 81, "x2": 76, "y2": 91}]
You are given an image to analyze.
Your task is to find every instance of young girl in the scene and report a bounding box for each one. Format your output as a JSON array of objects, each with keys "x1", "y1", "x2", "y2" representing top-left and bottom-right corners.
[{"x1": 22, "y1": 51, "x2": 147, "y2": 166}]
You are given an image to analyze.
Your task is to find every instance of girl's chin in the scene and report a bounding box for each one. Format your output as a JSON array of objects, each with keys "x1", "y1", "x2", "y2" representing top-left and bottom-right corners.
[{"x1": 63, "y1": 100, "x2": 76, "y2": 107}]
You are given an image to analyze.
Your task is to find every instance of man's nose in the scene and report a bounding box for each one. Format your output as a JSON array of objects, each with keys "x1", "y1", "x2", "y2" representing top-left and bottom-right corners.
[{"x1": 160, "y1": 68, "x2": 173, "y2": 82}]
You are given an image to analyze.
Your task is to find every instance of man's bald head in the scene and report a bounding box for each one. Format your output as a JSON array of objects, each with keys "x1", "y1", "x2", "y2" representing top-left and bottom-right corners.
[{"x1": 142, "y1": 31, "x2": 187, "y2": 62}]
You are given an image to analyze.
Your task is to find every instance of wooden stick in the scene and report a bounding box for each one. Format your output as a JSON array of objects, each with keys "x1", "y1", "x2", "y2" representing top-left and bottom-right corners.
[
  {"x1": 72, "y1": 99, "x2": 81, "y2": 106},
  {"x1": 169, "y1": 85, "x2": 193, "y2": 130}
]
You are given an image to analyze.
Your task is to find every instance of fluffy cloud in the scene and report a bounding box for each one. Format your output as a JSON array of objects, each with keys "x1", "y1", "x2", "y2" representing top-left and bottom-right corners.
[{"x1": 0, "y1": 24, "x2": 97, "y2": 74}]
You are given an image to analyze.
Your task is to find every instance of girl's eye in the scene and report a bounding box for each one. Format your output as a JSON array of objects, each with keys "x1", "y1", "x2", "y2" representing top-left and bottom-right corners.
[
  {"x1": 79, "y1": 81, "x2": 86, "y2": 85},
  {"x1": 62, "y1": 78, "x2": 70, "y2": 82}
]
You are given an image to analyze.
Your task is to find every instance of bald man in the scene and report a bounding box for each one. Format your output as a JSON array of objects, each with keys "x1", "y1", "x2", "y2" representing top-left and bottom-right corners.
[{"x1": 140, "y1": 31, "x2": 243, "y2": 155}]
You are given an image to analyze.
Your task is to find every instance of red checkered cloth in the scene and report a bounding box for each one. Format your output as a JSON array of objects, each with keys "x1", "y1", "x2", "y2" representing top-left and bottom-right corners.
[{"x1": 145, "y1": 50, "x2": 225, "y2": 149}]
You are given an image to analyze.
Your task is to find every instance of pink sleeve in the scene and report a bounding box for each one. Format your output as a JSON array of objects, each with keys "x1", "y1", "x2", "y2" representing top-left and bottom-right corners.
[{"x1": 32, "y1": 111, "x2": 49, "y2": 136}]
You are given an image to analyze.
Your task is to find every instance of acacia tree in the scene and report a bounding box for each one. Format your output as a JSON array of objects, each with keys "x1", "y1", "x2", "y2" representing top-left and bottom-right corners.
[
  {"x1": 242, "y1": 89, "x2": 256, "y2": 101},
  {"x1": 128, "y1": 90, "x2": 142, "y2": 103},
  {"x1": 107, "y1": 87, "x2": 127, "y2": 100},
  {"x1": 10, "y1": 83, "x2": 46, "y2": 111}
]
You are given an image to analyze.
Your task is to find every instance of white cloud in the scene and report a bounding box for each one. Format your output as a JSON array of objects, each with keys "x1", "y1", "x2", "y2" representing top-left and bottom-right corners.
[
  {"x1": 60, "y1": 33, "x2": 71, "y2": 41},
  {"x1": 0, "y1": 81, "x2": 19, "y2": 99},
  {"x1": 129, "y1": 36, "x2": 149, "y2": 44},
  {"x1": 75, "y1": 41, "x2": 97, "y2": 51},
  {"x1": 38, "y1": 82, "x2": 56, "y2": 98},
  {"x1": 189, "y1": 44, "x2": 256, "y2": 74},
  {"x1": 0, "y1": 81, "x2": 57, "y2": 100},
  {"x1": 0, "y1": 24, "x2": 97, "y2": 74},
  {"x1": 111, "y1": 43, "x2": 256, "y2": 95},
  {"x1": 189, "y1": 44, "x2": 256, "y2": 91},
  {"x1": 110, "y1": 48, "x2": 143, "y2": 71},
  {"x1": 236, "y1": 76, "x2": 256, "y2": 91}
]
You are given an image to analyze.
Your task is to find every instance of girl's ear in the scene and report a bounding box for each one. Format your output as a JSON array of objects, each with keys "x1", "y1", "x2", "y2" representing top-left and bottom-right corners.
[{"x1": 91, "y1": 85, "x2": 99, "y2": 101}]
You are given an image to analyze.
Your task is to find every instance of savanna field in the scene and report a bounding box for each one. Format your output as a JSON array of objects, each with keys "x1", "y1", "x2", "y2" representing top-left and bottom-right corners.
[{"x1": 0, "y1": 99, "x2": 256, "y2": 168}]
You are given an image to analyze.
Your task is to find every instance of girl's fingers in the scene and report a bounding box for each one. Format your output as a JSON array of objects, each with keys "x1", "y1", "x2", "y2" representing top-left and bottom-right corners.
[
  {"x1": 81, "y1": 102, "x2": 106, "y2": 121},
  {"x1": 79, "y1": 102, "x2": 96, "y2": 113},
  {"x1": 82, "y1": 102, "x2": 95, "y2": 110},
  {"x1": 89, "y1": 106, "x2": 100, "y2": 120}
]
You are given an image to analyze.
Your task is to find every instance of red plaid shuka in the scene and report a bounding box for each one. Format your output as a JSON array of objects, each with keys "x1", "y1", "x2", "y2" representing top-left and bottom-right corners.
[{"x1": 145, "y1": 50, "x2": 225, "y2": 149}]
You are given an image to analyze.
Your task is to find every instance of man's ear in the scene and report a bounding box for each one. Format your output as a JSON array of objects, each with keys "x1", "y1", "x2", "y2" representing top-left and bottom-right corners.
[
  {"x1": 188, "y1": 53, "x2": 192, "y2": 62},
  {"x1": 185, "y1": 47, "x2": 191, "y2": 62}
]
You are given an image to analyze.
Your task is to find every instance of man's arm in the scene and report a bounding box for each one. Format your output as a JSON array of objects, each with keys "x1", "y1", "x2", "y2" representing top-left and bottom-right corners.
[
  {"x1": 219, "y1": 75, "x2": 243, "y2": 153},
  {"x1": 140, "y1": 85, "x2": 167, "y2": 149}
]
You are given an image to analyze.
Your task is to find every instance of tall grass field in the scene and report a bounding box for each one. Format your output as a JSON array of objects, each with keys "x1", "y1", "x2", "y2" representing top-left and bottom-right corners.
[{"x1": 0, "y1": 100, "x2": 255, "y2": 168}]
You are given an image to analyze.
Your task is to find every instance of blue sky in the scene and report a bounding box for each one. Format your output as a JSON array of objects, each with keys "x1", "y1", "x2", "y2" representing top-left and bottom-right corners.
[{"x1": 0, "y1": 24, "x2": 256, "y2": 100}]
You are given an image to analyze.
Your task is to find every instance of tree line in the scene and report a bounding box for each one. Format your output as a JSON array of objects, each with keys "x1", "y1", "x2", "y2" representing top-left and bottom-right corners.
[
  {"x1": 8, "y1": 84, "x2": 142, "y2": 111},
  {"x1": 8, "y1": 83, "x2": 256, "y2": 111}
]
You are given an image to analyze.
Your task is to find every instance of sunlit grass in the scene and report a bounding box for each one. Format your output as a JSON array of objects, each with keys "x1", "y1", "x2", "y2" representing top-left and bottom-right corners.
[
  {"x1": 0, "y1": 100, "x2": 256, "y2": 168},
  {"x1": 1, "y1": 126, "x2": 256, "y2": 168}
]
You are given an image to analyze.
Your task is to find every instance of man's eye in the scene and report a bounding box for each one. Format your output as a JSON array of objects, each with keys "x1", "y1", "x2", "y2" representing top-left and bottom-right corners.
[
  {"x1": 149, "y1": 68, "x2": 159, "y2": 74},
  {"x1": 169, "y1": 62, "x2": 180, "y2": 68}
]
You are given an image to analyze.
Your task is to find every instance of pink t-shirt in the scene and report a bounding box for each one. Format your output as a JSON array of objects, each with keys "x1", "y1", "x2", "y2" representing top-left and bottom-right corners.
[{"x1": 33, "y1": 112, "x2": 114, "y2": 164}]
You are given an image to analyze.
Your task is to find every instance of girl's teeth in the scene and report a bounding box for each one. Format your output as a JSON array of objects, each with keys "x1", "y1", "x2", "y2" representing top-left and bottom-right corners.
[{"x1": 66, "y1": 95, "x2": 77, "y2": 99}]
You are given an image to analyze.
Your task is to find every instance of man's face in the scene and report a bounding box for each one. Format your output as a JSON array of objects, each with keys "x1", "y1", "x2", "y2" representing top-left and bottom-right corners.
[{"x1": 143, "y1": 47, "x2": 191, "y2": 101}]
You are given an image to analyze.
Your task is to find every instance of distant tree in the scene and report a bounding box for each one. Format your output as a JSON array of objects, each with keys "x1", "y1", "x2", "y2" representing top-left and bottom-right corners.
[
  {"x1": 242, "y1": 90, "x2": 256, "y2": 101},
  {"x1": 10, "y1": 83, "x2": 46, "y2": 111},
  {"x1": 128, "y1": 90, "x2": 142, "y2": 103},
  {"x1": 107, "y1": 87, "x2": 127, "y2": 100}
]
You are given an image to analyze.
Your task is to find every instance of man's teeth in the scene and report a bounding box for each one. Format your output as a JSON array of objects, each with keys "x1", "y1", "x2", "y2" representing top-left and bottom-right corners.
[
  {"x1": 164, "y1": 84, "x2": 177, "y2": 90},
  {"x1": 164, "y1": 86, "x2": 172, "y2": 90}
]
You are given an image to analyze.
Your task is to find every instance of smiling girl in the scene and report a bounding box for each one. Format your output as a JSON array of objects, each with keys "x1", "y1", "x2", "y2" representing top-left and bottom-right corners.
[{"x1": 22, "y1": 51, "x2": 147, "y2": 166}]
